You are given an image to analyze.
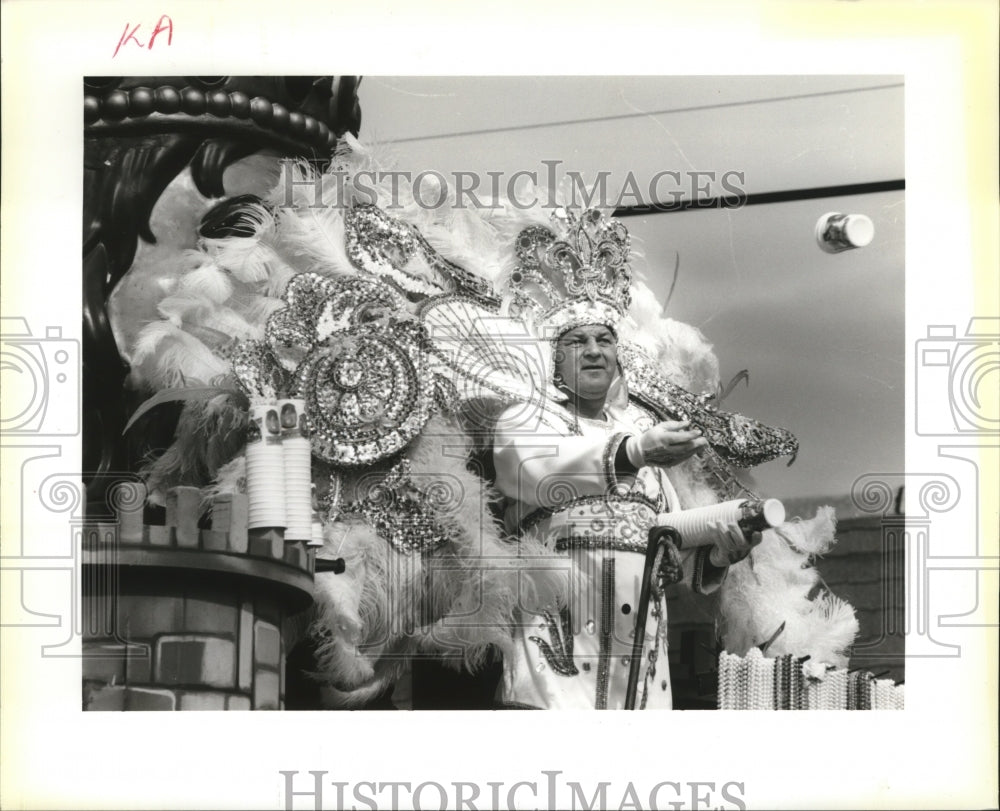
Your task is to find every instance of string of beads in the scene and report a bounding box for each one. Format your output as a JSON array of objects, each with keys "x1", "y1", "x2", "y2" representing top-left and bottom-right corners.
[{"x1": 718, "y1": 649, "x2": 903, "y2": 710}]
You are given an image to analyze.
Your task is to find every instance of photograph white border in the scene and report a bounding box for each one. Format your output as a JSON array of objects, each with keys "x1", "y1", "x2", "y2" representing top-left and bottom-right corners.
[{"x1": 1, "y1": 2, "x2": 997, "y2": 809}]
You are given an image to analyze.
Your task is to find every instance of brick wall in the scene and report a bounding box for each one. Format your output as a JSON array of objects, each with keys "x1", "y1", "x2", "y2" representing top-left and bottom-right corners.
[
  {"x1": 815, "y1": 515, "x2": 905, "y2": 683},
  {"x1": 82, "y1": 487, "x2": 315, "y2": 711},
  {"x1": 83, "y1": 578, "x2": 290, "y2": 710}
]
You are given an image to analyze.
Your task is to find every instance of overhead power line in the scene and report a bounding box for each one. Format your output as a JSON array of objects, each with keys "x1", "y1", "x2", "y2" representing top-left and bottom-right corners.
[
  {"x1": 380, "y1": 82, "x2": 904, "y2": 145},
  {"x1": 613, "y1": 179, "x2": 905, "y2": 217}
]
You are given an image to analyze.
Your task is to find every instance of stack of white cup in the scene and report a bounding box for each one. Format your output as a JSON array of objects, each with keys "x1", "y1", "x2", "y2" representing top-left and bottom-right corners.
[
  {"x1": 655, "y1": 498, "x2": 785, "y2": 548},
  {"x1": 308, "y1": 509, "x2": 326, "y2": 548},
  {"x1": 247, "y1": 403, "x2": 288, "y2": 529},
  {"x1": 279, "y1": 398, "x2": 313, "y2": 541}
]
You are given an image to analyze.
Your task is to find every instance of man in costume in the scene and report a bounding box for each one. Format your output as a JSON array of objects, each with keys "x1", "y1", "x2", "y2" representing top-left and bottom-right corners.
[
  {"x1": 118, "y1": 145, "x2": 858, "y2": 709},
  {"x1": 492, "y1": 210, "x2": 762, "y2": 709}
]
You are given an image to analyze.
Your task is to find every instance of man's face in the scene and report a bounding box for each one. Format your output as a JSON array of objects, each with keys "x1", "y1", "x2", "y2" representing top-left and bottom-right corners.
[{"x1": 554, "y1": 324, "x2": 618, "y2": 401}]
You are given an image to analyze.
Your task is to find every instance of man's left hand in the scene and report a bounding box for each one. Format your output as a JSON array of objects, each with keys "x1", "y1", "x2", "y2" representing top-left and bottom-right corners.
[{"x1": 708, "y1": 520, "x2": 763, "y2": 567}]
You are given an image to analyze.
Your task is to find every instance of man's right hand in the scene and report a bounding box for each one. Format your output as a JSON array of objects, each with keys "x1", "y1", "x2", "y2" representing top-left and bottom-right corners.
[{"x1": 626, "y1": 420, "x2": 708, "y2": 468}]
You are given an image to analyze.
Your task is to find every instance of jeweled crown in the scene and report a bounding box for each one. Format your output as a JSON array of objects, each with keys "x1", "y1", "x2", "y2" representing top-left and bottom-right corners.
[{"x1": 508, "y1": 208, "x2": 632, "y2": 338}]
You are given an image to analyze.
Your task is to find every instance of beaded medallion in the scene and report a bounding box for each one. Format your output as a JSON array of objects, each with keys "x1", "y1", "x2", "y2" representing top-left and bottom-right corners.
[
  {"x1": 236, "y1": 271, "x2": 438, "y2": 467},
  {"x1": 294, "y1": 320, "x2": 433, "y2": 466}
]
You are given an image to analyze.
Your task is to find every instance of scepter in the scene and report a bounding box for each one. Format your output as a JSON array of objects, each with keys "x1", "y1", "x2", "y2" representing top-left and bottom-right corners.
[{"x1": 624, "y1": 526, "x2": 679, "y2": 710}]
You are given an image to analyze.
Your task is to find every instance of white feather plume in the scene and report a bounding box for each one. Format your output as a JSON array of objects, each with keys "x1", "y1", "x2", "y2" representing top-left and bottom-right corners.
[
  {"x1": 131, "y1": 321, "x2": 229, "y2": 389},
  {"x1": 719, "y1": 507, "x2": 858, "y2": 668}
]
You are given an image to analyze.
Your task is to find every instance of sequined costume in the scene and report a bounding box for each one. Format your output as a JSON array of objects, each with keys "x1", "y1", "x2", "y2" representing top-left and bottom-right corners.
[
  {"x1": 118, "y1": 143, "x2": 858, "y2": 707},
  {"x1": 493, "y1": 398, "x2": 724, "y2": 709}
]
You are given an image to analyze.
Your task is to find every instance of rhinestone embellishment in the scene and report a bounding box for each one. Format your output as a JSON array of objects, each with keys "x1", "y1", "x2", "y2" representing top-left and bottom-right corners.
[
  {"x1": 618, "y1": 342, "x2": 798, "y2": 469},
  {"x1": 345, "y1": 204, "x2": 498, "y2": 305},
  {"x1": 324, "y1": 458, "x2": 461, "y2": 554},
  {"x1": 235, "y1": 272, "x2": 438, "y2": 468},
  {"x1": 294, "y1": 320, "x2": 433, "y2": 466}
]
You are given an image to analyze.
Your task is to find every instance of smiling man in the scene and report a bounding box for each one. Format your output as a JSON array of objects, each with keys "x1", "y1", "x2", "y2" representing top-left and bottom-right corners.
[
  {"x1": 490, "y1": 213, "x2": 759, "y2": 709},
  {"x1": 554, "y1": 324, "x2": 619, "y2": 418}
]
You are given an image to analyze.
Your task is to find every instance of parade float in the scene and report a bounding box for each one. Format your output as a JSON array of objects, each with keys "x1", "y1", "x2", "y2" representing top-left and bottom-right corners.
[{"x1": 81, "y1": 76, "x2": 901, "y2": 711}]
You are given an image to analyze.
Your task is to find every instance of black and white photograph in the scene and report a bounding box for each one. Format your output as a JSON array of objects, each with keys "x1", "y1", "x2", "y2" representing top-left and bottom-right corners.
[
  {"x1": 2, "y1": 3, "x2": 997, "y2": 810},
  {"x1": 78, "y1": 73, "x2": 905, "y2": 717}
]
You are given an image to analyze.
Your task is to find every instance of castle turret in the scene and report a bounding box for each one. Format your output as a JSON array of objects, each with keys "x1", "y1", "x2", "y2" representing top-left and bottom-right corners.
[{"x1": 82, "y1": 485, "x2": 315, "y2": 710}]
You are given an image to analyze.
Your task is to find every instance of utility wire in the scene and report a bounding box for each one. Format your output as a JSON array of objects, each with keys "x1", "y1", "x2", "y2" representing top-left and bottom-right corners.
[
  {"x1": 613, "y1": 179, "x2": 905, "y2": 217},
  {"x1": 380, "y1": 82, "x2": 903, "y2": 145}
]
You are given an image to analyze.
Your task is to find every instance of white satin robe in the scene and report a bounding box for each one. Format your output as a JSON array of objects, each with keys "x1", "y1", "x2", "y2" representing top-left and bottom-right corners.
[{"x1": 492, "y1": 400, "x2": 723, "y2": 709}]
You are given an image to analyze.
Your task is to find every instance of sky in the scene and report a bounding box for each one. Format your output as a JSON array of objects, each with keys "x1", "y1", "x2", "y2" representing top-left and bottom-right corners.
[{"x1": 356, "y1": 76, "x2": 905, "y2": 504}]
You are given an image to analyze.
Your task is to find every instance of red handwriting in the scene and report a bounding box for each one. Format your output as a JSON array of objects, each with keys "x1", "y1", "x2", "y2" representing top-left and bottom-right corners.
[{"x1": 113, "y1": 15, "x2": 173, "y2": 57}]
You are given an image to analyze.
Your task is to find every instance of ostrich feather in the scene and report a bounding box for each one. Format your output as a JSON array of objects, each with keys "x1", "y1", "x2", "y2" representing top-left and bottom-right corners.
[
  {"x1": 131, "y1": 322, "x2": 230, "y2": 390},
  {"x1": 718, "y1": 507, "x2": 858, "y2": 667},
  {"x1": 176, "y1": 262, "x2": 234, "y2": 303},
  {"x1": 141, "y1": 393, "x2": 248, "y2": 503},
  {"x1": 268, "y1": 203, "x2": 353, "y2": 278}
]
